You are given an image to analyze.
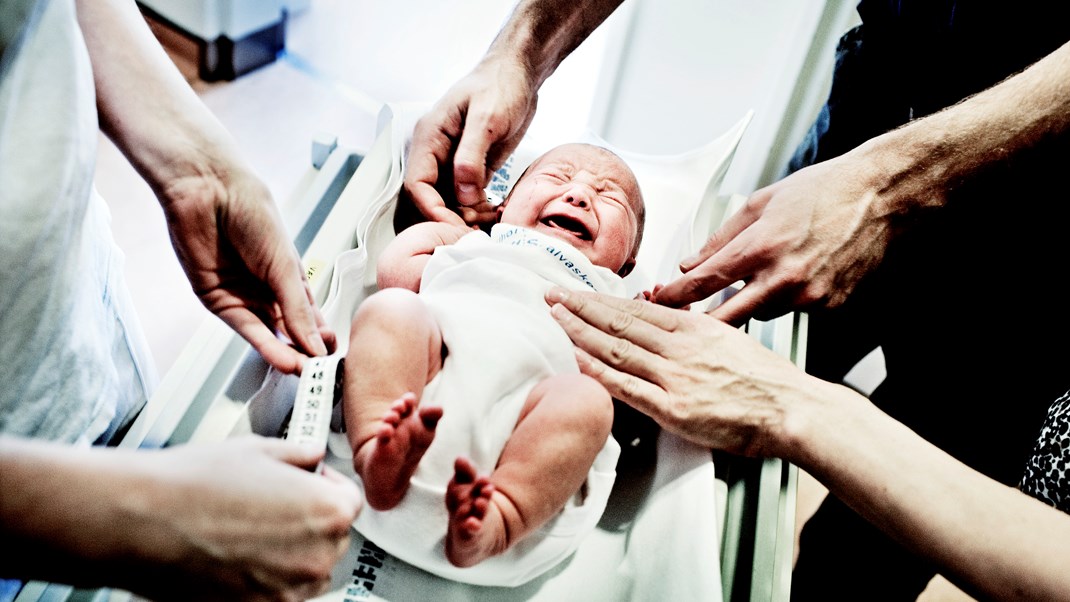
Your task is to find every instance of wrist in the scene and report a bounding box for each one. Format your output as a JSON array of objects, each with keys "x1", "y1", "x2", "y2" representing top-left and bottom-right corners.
[
  {"x1": 118, "y1": 106, "x2": 250, "y2": 211},
  {"x1": 844, "y1": 121, "x2": 957, "y2": 228},
  {"x1": 156, "y1": 153, "x2": 263, "y2": 215},
  {"x1": 482, "y1": 36, "x2": 547, "y2": 92},
  {"x1": 490, "y1": 5, "x2": 568, "y2": 88},
  {"x1": 770, "y1": 376, "x2": 857, "y2": 467}
]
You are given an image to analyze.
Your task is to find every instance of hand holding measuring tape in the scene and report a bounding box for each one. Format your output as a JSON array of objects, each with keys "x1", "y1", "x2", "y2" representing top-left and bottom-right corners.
[{"x1": 163, "y1": 169, "x2": 337, "y2": 375}]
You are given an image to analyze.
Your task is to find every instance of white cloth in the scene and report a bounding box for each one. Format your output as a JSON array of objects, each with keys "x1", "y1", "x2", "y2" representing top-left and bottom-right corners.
[
  {"x1": 353, "y1": 224, "x2": 623, "y2": 586},
  {"x1": 0, "y1": 0, "x2": 156, "y2": 444}
]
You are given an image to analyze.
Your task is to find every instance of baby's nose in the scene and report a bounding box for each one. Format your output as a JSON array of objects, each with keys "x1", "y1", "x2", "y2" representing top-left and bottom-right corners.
[{"x1": 564, "y1": 185, "x2": 593, "y2": 208}]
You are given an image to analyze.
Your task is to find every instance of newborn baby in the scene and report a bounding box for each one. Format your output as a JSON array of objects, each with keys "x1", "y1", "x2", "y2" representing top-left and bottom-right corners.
[{"x1": 342, "y1": 142, "x2": 645, "y2": 586}]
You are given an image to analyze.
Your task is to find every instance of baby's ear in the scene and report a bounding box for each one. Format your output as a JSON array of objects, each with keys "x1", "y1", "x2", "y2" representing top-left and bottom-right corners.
[{"x1": 617, "y1": 257, "x2": 636, "y2": 278}]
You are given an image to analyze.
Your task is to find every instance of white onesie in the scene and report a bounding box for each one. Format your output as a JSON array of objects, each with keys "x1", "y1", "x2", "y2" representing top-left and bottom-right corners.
[{"x1": 353, "y1": 223, "x2": 624, "y2": 587}]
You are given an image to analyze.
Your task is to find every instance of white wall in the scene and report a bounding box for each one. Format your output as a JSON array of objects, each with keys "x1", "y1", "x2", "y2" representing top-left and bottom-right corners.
[{"x1": 588, "y1": 0, "x2": 861, "y2": 196}]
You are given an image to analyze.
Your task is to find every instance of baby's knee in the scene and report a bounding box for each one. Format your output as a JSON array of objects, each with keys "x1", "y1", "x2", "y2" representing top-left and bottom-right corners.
[{"x1": 544, "y1": 374, "x2": 614, "y2": 434}]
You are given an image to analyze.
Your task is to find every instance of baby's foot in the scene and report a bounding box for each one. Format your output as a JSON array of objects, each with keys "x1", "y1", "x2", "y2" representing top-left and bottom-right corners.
[
  {"x1": 445, "y1": 457, "x2": 500, "y2": 567},
  {"x1": 360, "y1": 393, "x2": 442, "y2": 510}
]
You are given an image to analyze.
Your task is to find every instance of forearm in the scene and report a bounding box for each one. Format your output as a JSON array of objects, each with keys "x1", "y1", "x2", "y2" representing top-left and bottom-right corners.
[
  {"x1": 782, "y1": 384, "x2": 1070, "y2": 600},
  {"x1": 850, "y1": 40, "x2": 1070, "y2": 221},
  {"x1": 486, "y1": 0, "x2": 625, "y2": 87},
  {"x1": 76, "y1": 0, "x2": 250, "y2": 204},
  {"x1": 0, "y1": 437, "x2": 170, "y2": 587}
]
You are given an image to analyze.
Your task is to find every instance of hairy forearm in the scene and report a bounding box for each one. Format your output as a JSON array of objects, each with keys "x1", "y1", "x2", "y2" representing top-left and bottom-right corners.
[
  {"x1": 851, "y1": 40, "x2": 1070, "y2": 221},
  {"x1": 75, "y1": 0, "x2": 249, "y2": 204},
  {"x1": 486, "y1": 0, "x2": 625, "y2": 87},
  {"x1": 782, "y1": 384, "x2": 1070, "y2": 600}
]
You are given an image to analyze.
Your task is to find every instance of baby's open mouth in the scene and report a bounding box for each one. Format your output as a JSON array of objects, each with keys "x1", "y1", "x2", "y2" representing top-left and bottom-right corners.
[{"x1": 542, "y1": 215, "x2": 592, "y2": 240}]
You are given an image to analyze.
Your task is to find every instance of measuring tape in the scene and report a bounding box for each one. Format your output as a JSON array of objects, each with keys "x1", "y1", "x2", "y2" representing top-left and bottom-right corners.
[{"x1": 284, "y1": 354, "x2": 346, "y2": 457}]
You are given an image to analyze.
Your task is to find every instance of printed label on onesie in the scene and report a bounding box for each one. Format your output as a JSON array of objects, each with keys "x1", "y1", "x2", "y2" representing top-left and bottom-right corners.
[{"x1": 492, "y1": 225, "x2": 599, "y2": 291}]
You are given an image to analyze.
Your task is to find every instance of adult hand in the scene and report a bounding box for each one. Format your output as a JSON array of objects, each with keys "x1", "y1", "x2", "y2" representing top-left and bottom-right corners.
[
  {"x1": 2, "y1": 436, "x2": 361, "y2": 601},
  {"x1": 162, "y1": 169, "x2": 335, "y2": 374},
  {"x1": 545, "y1": 288, "x2": 826, "y2": 457},
  {"x1": 653, "y1": 152, "x2": 895, "y2": 326},
  {"x1": 122, "y1": 436, "x2": 360, "y2": 601},
  {"x1": 402, "y1": 55, "x2": 539, "y2": 227}
]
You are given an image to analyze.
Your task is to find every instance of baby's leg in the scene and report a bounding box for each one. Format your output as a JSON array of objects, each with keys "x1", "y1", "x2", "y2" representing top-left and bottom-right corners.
[
  {"x1": 445, "y1": 374, "x2": 613, "y2": 567},
  {"x1": 344, "y1": 288, "x2": 445, "y2": 510}
]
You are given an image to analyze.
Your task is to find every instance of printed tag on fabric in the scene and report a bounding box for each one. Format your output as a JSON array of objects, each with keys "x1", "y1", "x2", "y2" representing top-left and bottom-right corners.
[
  {"x1": 485, "y1": 155, "x2": 515, "y2": 204},
  {"x1": 341, "y1": 539, "x2": 388, "y2": 601},
  {"x1": 493, "y1": 226, "x2": 598, "y2": 291}
]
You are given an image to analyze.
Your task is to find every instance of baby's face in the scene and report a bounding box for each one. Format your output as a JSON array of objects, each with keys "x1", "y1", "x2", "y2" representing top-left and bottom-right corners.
[{"x1": 499, "y1": 144, "x2": 643, "y2": 274}]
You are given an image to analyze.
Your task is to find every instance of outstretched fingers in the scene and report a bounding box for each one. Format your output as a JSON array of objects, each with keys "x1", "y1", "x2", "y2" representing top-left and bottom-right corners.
[
  {"x1": 547, "y1": 288, "x2": 683, "y2": 345},
  {"x1": 657, "y1": 198, "x2": 768, "y2": 309},
  {"x1": 706, "y1": 280, "x2": 773, "y2": 326},
  {"x1": 545, "y1": 289, "x2": 676, "y2": 412},
  {"x1": 654, "y1": 241, "x2": 749, "y2": 310}
]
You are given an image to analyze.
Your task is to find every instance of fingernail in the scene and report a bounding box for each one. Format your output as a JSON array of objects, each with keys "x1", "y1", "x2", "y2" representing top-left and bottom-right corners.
[
  {"x1": 457, "y1": 184, "x2": 477, "y2": 205},
  {"x1": 308, "y1": 330, "x2": 327, "y2": 356},
  {"x1": 679, "y1": 255, "x2": 698, "y2": 271},
  {"x1": 546, "y1": 287, "x2": 569, "y2": 303}
]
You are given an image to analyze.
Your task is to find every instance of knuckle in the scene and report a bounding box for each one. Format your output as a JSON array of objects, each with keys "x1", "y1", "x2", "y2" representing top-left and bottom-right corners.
[
  {"x1": 567, "y1": 292, "x2": 588, "y2": 314},
  {"x1": 665, "y1": 399, "x2": 691, "y2": 426},
  {"x1": 623, "y1": 296, "x2": 648, "y2": 316},
  {"x1": 828, "y1": 287, "x2": 850, "y2": 308},
  {"x1": 700, "y1": 233, "x2": 721, "y2": 253},
  {"x1": 608, "y1": 337, "x2": 633, "y2": 366},
  {"x1": 481, "y1": 111, "x2": 513, "y2": 137},
  {"x1": 619, "y1": 373, "x2": 641, "y2": 399},
  {"x1": 762, "y1": 268, "x2": 801, "y2": 294},
  {"x1": 783, "y1": 262, "x2": 810, "y2": 288},
  {"x1": 608, "y1": 309, "x2": 634, "y2": 334},
  {"x1": 691, "y1": 276, "x2": 712, "y2": 295},
  {"x1": 578, "y1": 352, "x2": 605, "y2": 378},
  {"x1": 663, "y1": 312, "x2": 683, "y2": 333},
  {"x1": 682, "y1": 277, "x2": 709, "y2": 300},
  {"x1": 798, "y1": 282, "x2": 827, "y2": 307}
]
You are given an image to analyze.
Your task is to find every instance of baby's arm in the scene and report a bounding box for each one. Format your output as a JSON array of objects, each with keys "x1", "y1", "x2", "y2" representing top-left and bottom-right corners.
[{"x1": 377, "y1": 222, "x2": 474, "y2": 291}]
